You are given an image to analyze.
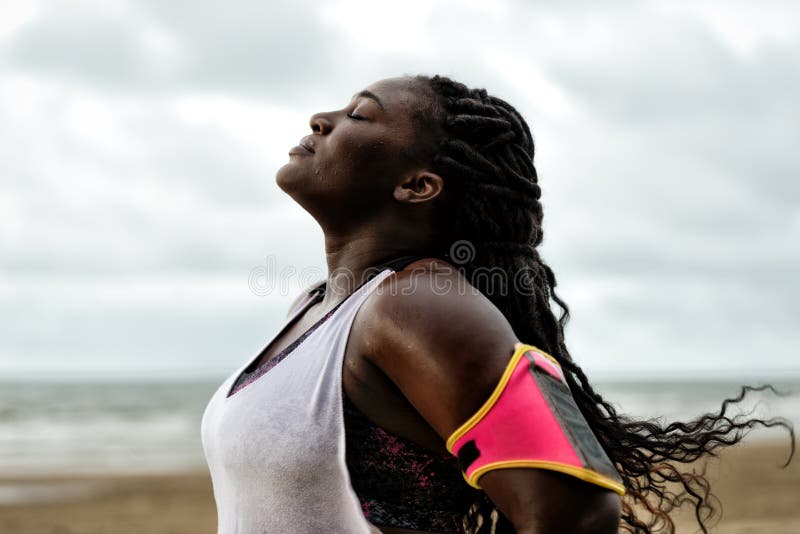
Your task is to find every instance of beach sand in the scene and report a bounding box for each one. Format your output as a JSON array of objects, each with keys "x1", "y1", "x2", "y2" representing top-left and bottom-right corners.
[
  {"x1": 670, "y1": 441, "x2": 798, "y2": 533},
  {"x1": 0, "y1": 472, "x2": 216, "y2": 534},
  {"x1": 0, "y1": 441, "x2": 796, "y2": 533}
]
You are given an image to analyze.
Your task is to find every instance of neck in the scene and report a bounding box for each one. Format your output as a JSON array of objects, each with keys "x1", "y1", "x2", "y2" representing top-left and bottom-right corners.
[{"x1": 320, "y1": 227, "x2": 436, "y2": 306}]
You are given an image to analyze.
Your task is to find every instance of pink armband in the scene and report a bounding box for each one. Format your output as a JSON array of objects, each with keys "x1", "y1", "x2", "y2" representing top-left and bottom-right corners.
[{"x1": 445, "y1": 343, "x2": 625, "y2": 495}]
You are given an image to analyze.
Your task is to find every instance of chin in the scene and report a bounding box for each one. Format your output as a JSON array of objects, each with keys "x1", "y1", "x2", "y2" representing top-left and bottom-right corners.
[
  {"x1": 275, "y1": 164, "x2": 319, "y2": 214},
  {"x1": 275, "y1": 162, "x2": 301, "y2": 194}
]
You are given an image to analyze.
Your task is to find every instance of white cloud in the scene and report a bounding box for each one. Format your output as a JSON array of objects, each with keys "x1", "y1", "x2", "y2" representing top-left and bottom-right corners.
[
  {"x1": 482, "y1": 48, "x2": 575, "y2": 119},
  {"x1": 1, "y1": 0, "x2": 798, "y2": 380},
  {"x1": 319, "y1": 0, "x2": 436, "y2": 55},
  {"x1": 0, "y1": 1, "x2": 41, "y2": 39},
  {"x1": 656, "y1": 1, "x2": 800, "y2": 59}
]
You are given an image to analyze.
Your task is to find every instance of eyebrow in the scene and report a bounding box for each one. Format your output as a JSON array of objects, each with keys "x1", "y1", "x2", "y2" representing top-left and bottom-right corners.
[{"x1": 351, "y1": 90, "x2": 385, "y2": 110}]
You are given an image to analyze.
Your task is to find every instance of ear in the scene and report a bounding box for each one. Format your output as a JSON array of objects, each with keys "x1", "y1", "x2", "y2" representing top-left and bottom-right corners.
[{"x1": 393, "y1": 170, "x2": 444, "y2": 204}]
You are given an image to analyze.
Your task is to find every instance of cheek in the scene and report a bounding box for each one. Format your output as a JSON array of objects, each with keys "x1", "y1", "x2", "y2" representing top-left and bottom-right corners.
[{"x1": 330, "y1": 134, "x2": 406, "y2": 184}]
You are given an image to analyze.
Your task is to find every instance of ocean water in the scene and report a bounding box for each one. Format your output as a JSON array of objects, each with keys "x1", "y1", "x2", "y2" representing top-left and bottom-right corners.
[
  {"x1": 0, "y1": 380, "x2": 222, "y2": 477},
  {"x1": 0, "y1": 378, "x2": 796, "y2": 479},
  {"x1": 595, "y1": 379, "x2": 800, "y2": 444}
]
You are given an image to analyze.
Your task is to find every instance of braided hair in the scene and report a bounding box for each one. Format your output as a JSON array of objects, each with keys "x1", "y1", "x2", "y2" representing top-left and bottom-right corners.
[{"x1": 408, "y1": 74, "x2": 795, "y2": 533}]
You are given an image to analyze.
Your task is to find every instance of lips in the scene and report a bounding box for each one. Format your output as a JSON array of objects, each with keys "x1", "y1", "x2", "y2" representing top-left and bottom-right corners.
[
  {"x1": 288, "y1": 136, "x2": 316, "y2": 157},
  {"x1": 299, "y1": 136, "x2": 315, "y2": 154}
]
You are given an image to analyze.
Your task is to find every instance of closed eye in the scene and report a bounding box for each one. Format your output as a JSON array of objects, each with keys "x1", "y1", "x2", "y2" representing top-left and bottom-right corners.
[{"x1": 347, "y1": 112, "x2": 366, "y2": 120}]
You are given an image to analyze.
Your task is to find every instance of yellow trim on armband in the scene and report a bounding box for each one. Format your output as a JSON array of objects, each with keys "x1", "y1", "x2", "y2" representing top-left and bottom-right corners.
[
  {"x1": 445, "y1": 343, "x2": 556, "y2": 453},
  {"x1": 465, "y1": 460, "x2": 627, "y2": 495}
]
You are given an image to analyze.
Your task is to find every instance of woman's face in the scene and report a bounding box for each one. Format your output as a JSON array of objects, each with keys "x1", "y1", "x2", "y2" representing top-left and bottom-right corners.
[{"x1": 275, "y1": 77, "x2": 437, "y2": 228}]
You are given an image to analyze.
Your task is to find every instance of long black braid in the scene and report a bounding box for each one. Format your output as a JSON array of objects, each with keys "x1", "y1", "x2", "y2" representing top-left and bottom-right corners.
[{"x1": 409, "y1": 74, "x2": 795, "y2": 533}]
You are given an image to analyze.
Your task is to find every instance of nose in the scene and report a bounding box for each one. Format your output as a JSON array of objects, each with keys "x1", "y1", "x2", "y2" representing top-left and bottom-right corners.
[{"x1": 309, "y1": 112, "x2": 333, "y2": 135}]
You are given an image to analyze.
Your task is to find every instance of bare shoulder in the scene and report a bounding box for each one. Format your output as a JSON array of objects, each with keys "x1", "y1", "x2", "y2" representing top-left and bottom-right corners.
[
  {"x1": 360, "y1": 258, "x2": 516, "y2": 356},
  {"x1": 355, "y1": 258, "x2": 519, "y2": 438}
]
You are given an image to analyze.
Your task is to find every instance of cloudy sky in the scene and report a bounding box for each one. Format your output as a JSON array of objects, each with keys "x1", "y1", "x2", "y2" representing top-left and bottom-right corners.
[{"x1": 1, "y1": 0, "x2": 798, "y2": 381}]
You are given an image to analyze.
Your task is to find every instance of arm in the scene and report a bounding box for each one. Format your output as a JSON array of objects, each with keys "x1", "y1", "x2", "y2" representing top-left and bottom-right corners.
[{"x1": 356, "y1": 264, "x2": 622, "y2": 533}]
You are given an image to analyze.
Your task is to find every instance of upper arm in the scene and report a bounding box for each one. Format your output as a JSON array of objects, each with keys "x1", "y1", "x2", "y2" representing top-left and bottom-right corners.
[
  {"x1": 358, "y1": 265, "x2": 621, "y2": 532},
  {"x1": 359, "y1": 266, "x2": 518, "y2": 437}
]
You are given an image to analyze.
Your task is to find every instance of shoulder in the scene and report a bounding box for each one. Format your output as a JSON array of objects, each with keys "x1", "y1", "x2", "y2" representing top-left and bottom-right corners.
[
  {"x1": 361, "y1": 258, "x2": 515, "y2": 352},
  {"x1": 355, "y1": 258, "x2": 519, "y2": 437}
]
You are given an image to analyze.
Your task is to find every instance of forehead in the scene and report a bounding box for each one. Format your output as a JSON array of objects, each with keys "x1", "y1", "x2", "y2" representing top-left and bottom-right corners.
[{"x1": 359, "y1": 77, "x2": 428, "y2": 116}]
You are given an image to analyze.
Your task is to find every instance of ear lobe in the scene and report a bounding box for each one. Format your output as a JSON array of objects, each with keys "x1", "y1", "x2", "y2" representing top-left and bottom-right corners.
[{"x1": 393, "y1": 171, "x2": 444, "y2": 203}]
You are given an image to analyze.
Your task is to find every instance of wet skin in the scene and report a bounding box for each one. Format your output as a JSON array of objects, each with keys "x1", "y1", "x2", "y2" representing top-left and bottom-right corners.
[{"x1": 270, "y1": 77, "x2": 621, "y2": 534}]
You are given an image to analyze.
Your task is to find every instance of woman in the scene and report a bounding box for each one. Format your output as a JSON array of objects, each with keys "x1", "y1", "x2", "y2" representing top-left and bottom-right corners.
[{"x1": 202, "y1": 74, "x2": 793, "y2": 533}]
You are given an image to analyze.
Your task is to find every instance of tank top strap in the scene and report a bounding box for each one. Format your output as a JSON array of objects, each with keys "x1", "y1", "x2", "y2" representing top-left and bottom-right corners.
[
  {"x1": 313, "y1": 251, "x2": 450, "y2": 296},
  {"x1": 367, "y1": 251, "x2": 450, "y2": 280}
]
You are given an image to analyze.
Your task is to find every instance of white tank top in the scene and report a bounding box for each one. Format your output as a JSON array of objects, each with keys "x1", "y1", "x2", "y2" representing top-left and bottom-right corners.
[{"x1": 201, "y1": 269, "x2": 393, "y2": 534}]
